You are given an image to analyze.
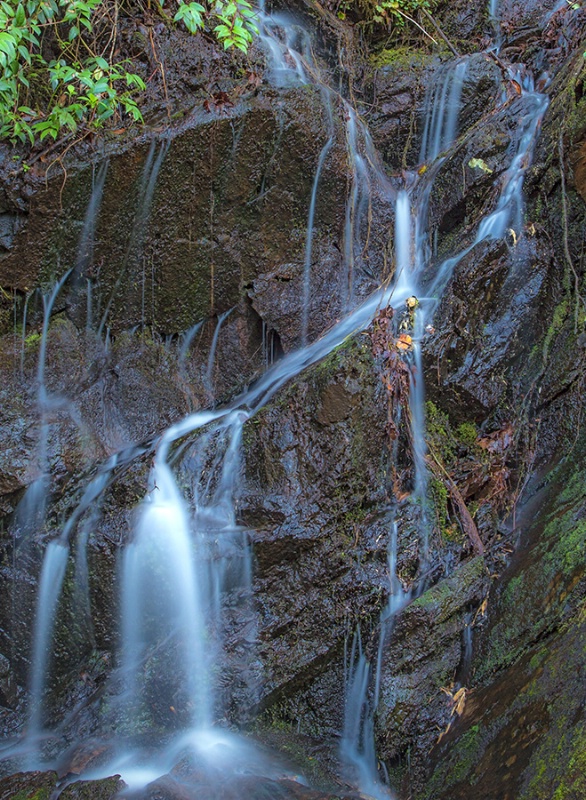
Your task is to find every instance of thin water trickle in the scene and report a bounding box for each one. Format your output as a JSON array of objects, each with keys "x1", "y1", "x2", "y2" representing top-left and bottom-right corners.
[
  {"x1": 302, "y1": 94, "x2": 335, "y2": 343},
  {"x1": 179, "y1": 320, "x2": 203, "y2": 366},
  {"x1": 341, "y1": 523, "x2": 410, "y2": 799},
  {"x1": 74, "y1": 160, "x2": 108, "y2": 279},
  {"x1": 98, "y1": 140, "x2": 168, "y2": 338},
  {"x1": 13, "y1": 271, "x2": 72, "y2": 548},
  {"x1": 342, "y1": 107, "x2": 371, "y2": 311},
  {"x1": 204, "y1": 307, "x2": 235, "y2": 399},
  {"x1": 488, "y1": 0, "x2": 501, "y2": 49},
  {"x1": 419, "y1": 60, "x2": 468, "y2": 164},
  {"x1": 19, "y1": 290, "x2": 33, "y2": 375},
  {"x1": 27, "y1": 541, "x2": 70, "y2": 754}
]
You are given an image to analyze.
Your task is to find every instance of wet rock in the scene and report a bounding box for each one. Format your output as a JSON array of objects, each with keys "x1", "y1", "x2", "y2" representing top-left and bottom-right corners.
[
  {"x1": 0, "y1": 88, "x2": 350, "y2": 344},
  {"x1": 0, "y1": 212, "x2": 21, "y2": 252},
  {"x1": 59, "y1": 775, "x2": 125, "y2": 799},
  {"x1": 368, "y1": 51, "x2": 502, "y2": 173},
  {"x1": 137, "y1": 772, "x2": 352, "y2": 799},
  {"x1": 0, "y1": 770, "x2": 57, "y2": 799},
  {"x1": 423, "y1": 235, "x2": 551, "y2": 416},
  {"x1": 418, "y1": 466, "x2": 586, "y2": 800},
  {"x1": 0, "y1": 654, "x2": 17, "y2": 709},
  {"x1": 375, "y1": 557, "x2": 488, "y2": 794},
  {"x1": 240, "y1": 334, "x2": 391, "y2": 733}
]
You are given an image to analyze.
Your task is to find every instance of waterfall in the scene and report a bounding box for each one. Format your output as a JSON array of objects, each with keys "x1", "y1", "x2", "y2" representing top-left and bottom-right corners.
[
  {"x1": 16, "y1": 1, "x2": 553, "y2": 794},
  {"x1": 26, "y1": 541, "x2": 70, "y2": 750},
  {"x1": 121, "y1": 456, "x2": 212, "y2": 729}
]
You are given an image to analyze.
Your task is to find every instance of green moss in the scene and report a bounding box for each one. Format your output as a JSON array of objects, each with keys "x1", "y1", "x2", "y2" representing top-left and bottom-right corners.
[
  {"x1": 425, "y1": 400, "x2": 456, "y2": 463},
  {"x1": 456, "y1": 422, "x2": 478, "y2": 446},
  {"x1": 13, "y1": 790, "x2": 51, "y2": 800},
  {"x1": 24, "y1": 331, "x2": 41, "y2": 347},
  {"x1": 522, "y1": 723, "x2": 586, "y2": 800},
  {"x1": 422, "y1": 724, "x2": 484, "y2": 798},
  {"x1": 370, "y1": 46, "x2": 433, "y2": 70},
  {"x1": 479, "y1": 465, "x2": 586, "y2": 679},
  {"x1": 410, "y1": 557, "x2": 485, "y2": 617},
  {"x1": 430, "y1": 476, "x2": 449, "y2": 533},
  {"x1": 542, "y1": 299, "x2": 569, "y2": 363}
]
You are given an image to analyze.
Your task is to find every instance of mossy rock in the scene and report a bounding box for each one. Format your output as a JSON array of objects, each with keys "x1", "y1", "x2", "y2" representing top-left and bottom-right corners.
[
  {"x1": 59, "y1": 775, "x2": 125, "y2": 799},
  {"x1": 0, "y1": 771, "x2": 57, "y2": 800}
]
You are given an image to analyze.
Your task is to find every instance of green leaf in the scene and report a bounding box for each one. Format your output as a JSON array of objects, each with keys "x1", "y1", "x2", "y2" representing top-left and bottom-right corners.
[
  {"x1": 0, "y1": 32, "x2": 17, "y2": 61},
  {"x1": 17, "y1": 44, "x2": 31, "y2": 63}
]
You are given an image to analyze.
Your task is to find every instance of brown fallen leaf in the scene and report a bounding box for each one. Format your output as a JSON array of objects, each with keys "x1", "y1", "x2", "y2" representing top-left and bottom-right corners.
[{"x1": 396, "y1": 333, "x2": 412, "y2": 351}]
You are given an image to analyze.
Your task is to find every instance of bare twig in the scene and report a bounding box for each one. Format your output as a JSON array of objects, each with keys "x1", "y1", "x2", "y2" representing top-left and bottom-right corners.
[
  {"x1": 427, "y1": 447, "x2": 485, "y2": 555},
  {"x1": 420, "y1": 8, "x2": 460, "y2": 57},
  {"x1": 395, "y1": 9, "x2": 437, "y2": 46}
]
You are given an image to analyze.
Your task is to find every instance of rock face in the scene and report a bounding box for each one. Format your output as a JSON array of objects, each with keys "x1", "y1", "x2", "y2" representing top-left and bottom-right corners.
[{"x1": 0, "y1": 1, "x2": 586, "y2": 799}]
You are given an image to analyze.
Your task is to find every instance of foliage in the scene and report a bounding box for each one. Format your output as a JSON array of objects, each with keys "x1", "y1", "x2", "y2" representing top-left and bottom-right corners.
[
  {"x1": 0, "y1": 0, "x2": 259, "y2": 146},
  {"x1": 338, "y1": 0, "x2": 435, "y2": 27},
  {"x1": 0, "y1": 0, "x2": 147, "y2": 144},
  {"x1": 370, "y1": 0, "x2": 433, "y2": 27},
  {"x1": 175, "y1": 1, "x2": 258, "y2": 51}
]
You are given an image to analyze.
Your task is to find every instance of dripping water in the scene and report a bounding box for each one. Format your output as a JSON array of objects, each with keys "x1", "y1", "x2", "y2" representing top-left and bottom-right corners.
[
  {"x1": 302, "y1": 91, "x2": 335, "y2": 344},
  {"x1": 97, "y1": 140, "x2": 169, "y2": 338},
  {"x1": 204, "y1": 306, "x2": 235, "y2": 400}
]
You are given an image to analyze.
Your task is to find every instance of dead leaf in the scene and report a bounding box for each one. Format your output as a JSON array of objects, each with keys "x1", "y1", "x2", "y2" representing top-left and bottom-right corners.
[
  {"x1": 396, "y1": 333, "x2": 413, "y2": 351},
  {"x1": 451, "y1": 687, "x2": 467, "y2": 717},
  {"x1": 437, "y1": 720, "x2": 452, "y2": 743}
]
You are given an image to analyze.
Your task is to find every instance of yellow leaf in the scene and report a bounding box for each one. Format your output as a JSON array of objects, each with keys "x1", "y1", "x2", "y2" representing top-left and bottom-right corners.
[{"x1": 468, "y1": 157, "x2": 493, "y2": 174}]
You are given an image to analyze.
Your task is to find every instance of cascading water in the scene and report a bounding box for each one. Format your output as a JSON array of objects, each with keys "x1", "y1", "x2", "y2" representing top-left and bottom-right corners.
[
  {"x1": 257, "y1": 1, "x2": 309, "y2": 87},
  {"x1": 10, "y1": 2, "x2": 554, "y2": 796},
  {"x1": 338, "y1": 32, "x2": 550, "y2": 795}
]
